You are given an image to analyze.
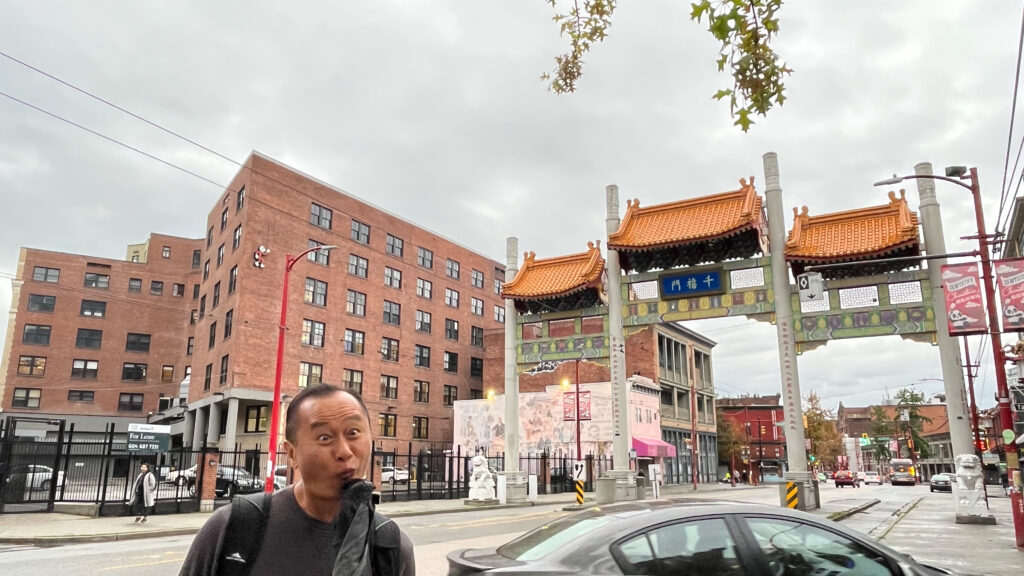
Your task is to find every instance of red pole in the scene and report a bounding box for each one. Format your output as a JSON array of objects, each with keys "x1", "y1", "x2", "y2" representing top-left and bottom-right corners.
[
  {"x1": 962, "y1": 336, "x2": 983, "y2": 452},
  {"x1": 266, "y1": 253, "x2": 294, "y2": 493},
  {"x1": 575, "y1": 359, "x2": 582, "y2": 462}
]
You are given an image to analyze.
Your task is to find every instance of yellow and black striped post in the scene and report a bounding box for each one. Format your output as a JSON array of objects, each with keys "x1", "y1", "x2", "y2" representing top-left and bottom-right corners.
[
  {"x1": 785, "y1": 482, "x2": 799, "y2": 509},
  {"x1": 575, "y1": 480, "x2": 584, "y2": 506}
]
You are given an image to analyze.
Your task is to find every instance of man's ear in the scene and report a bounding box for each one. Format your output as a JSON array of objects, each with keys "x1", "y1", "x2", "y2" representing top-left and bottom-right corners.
[{"x1": 284, "y1": 439, "x2": 297, "y2": 467}]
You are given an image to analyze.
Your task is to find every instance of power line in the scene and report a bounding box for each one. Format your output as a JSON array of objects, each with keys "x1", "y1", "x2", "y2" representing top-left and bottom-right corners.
[{"x1": 998, "y1": 6, "x2": 1024, "y2": 232}]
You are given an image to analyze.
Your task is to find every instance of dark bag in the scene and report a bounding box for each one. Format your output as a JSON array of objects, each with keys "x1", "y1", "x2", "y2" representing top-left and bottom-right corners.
[{"x1": 214, "y1": 492, "x2": 400, "y2": 576}]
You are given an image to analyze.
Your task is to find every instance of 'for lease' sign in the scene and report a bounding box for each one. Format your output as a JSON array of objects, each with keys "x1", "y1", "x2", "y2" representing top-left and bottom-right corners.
[{"x1": 127, "y1": 423, "x2": 170, "y2": 453}]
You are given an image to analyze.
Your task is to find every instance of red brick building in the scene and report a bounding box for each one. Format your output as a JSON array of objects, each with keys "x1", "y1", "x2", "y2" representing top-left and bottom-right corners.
[
  {"x1": 717, "y1": 395, "x2": 787, "y2": 483},
  {"x1": 1, "y1": 153, "x2": 505, "y2": 457}
]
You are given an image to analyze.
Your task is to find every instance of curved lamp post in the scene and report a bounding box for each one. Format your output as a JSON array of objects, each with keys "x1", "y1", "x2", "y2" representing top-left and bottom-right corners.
[{"x1": 265, "y1": 244, "x2": 337, "y2": 492}]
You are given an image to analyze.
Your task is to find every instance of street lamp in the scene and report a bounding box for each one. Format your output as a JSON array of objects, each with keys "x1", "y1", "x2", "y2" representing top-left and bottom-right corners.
[
  {"x1": 264, "y1": 244, "x2": 337, "y2": 493},
  {"x1": 876, "y1": 168, "x2": 1021, "y2": 537}
]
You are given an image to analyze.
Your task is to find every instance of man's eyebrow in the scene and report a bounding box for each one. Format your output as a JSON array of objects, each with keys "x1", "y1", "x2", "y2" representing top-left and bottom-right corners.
[{"x1": 309, "y1": 414, "x2": 366, "y2": 428}]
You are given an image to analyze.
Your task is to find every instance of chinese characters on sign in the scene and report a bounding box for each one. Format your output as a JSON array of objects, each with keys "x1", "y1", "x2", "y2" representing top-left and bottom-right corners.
[
  {"x1": 995, "y1": 258, "x2": 1024, "y2": 332},
  {"x1": 659, "y1": 267, "x2": 725, "y2": 299},
  {"x1": 940, "y1": 263, "x2": 987, "y2": 336},
  {"x1": 563, "y1": 392, "x2": 592, "y2": 421}
]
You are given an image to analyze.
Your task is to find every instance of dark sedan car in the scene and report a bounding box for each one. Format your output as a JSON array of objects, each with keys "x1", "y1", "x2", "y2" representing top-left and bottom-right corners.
[
  {"x1": 448, "y1": 501, "x2": 979, "y2": 575},
  {"x1": 930, "y1": 473, "x2": 953, "y2": 493},
  {"x1": 187, "y1": 465, "x2": 263, "y2": 497},
  {"x1": 892, "y1": 472, "x2": 918, "y2": 486}
]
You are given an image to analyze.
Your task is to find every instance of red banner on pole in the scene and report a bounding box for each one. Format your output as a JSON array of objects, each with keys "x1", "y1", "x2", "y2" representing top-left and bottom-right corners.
[
  {"x1": 940, "y1": 263, "x2": 987, "y2": 336},
  {"x1": 996, "y1": 258, "x2": 1024, "y2": 332},
  {"x1": 563, "y1": 392, "x2": 592, "y2": 421}
]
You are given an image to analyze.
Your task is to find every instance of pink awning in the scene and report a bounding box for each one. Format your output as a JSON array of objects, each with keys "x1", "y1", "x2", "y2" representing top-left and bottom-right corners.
[{"x1": 633, "y1": 436, "x2": 677, "y2": 458}]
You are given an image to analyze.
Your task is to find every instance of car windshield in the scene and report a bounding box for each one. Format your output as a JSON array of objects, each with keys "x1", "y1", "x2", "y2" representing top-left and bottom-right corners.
[{"x1": 497, "y1": 511, "x2": 618, "y2": 562}]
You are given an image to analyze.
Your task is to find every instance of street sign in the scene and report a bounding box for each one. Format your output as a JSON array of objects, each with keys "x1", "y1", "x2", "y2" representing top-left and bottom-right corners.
[
  {"x1": 127, "y1": 423, "x2": 170, "y2": 453},
  {"x1": 1014, "y1": 403, "x2": 1024, "y2": 411},
  {"x1": 573, "y1": 460, "x2": 585, "y2": 481},
  {"x1": 797, "y1": 272, "x2": 824, "y2": 303},
  {"x1": 659, "y1": 267, "x2": 725, "y2": 300}
]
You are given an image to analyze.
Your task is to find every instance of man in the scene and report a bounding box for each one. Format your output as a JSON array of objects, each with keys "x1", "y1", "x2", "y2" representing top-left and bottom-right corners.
[{"x1": 180, "y1": 384, "x2": 415, "y2": 575}]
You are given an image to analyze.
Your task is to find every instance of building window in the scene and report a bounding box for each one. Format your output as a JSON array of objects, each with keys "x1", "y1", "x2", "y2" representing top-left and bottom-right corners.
[
  {"x1": 470, "y1": 297, "x2": 483, "y2": 316},
  {"x1": 379, "y1": 414, "x2": 397, "y2": 437},
  {"x1": 344, "y1": 329, "x2": 365, "y2": 355},
  {"x1": 471, "y1": 269, "x2": 484, "y2": 289},
  {"x1": 68, "y1": 390, "x2": 94, "y2": 402},
  {"x1": 305, "y1": 278, "x2": 328, "y2": 306},
  {"x1": 17, "y1": 355, "x2": 46, "y2": 376},
  {"x1": 200, "y1": 295, "x2": 206, "y2": 318},
  {"x1": 229, "y1": 266, "x2": 238, "y2": 294},
  {"x1": 548, "y1": 319, "x2": 575, "y2": 338},
  {"x1": 204, "y1": 364, "x2": 212, "y2": 391},
  {"x1": 444, "y1": 351, "x2": 458, "y2": 373},
  {"x1": 348, "y1": 254, "x2": 368, "y2": 278},
  {"x1": 158, "y1": 246, "x2": 170, "y2": 259},
  {"x1": 224, "y1": 309, "x2": 234, "y2": 339},
  {"x1": 192, "y1": 250, "x2": 201, "y2": 269},
  {"x1": 494, "y1": 306, "x2": 505, "y2": 323},
  {"x1": 417, "y1": 247, "x2": 433, "y2": 268},
  {"x1": 386, "y1": 234, "x2": 404, "y2": 257},
  {"x1": 383, "y1": 300, "x2": 401, "y2": 325},
  {"x1": 128, "y1": 278, "x2": 142, "y2": 293},
  {"x1": 209, "y1": 322, "x2": 217, "y2": 348},
  {"x1": 380, "y1": 375, "x2": 398, "y2": 399},
  {"x1": 443, "y1": 385, "x2": 457, "y2": 406},
  {"x1": 384, "y1": 267, "x2": 402, "y2": 289},
  {"x1": 172, "y1": 283, "x2": 185, "y2": 297},
  {"x1": 415, "y1": 310, "x2": 431, "y2": 333},
  {"x1": 236, "y1": 186, "x2": 245, "y2": 211},
  {"x1": 310, "y1": 203, "x2": 333, "y2": 230},
  {"x1": 75, "y1": 328, "x2": 101, "y2": 349},
  {"x1": 220, "y1": 207, "x2": 229, "y2": 231},
  {"x1": 219, "y1": 355, "x2": 229, "y2": 385},
  {"x1": 307, "y1": 239, "x2": 330, "y2": 265},
  {"x1": 187, "y1": 336, "x2": 194, "y2": 355},
  {"x1": 470, "y1": 389, "x2": 483, "y2": 400},
  {"x1": 343, "y1": 369, "x2": 363, "y2": 394},
  {"x1": 118, "y1": 393, "x2": 144, "y2": 412},
  {"x1": 233, "y1": 225, "x2": 242, "y2": 250},
  {"x1": 122, "y1": 362, "x2": 147, "y2": 381},
  {"x1": 84, "y1": 273, "x2": 109, "y2": 289},
  {"x1": 150, "y1": 280, "x2": 164, "y2": 296},
  {"x1": 13, "y1": 388, "x2": 42, "y2": 408},
  {"x1": 203, "y1": 260, "x2": 210, "y2": 281},
  {"x1": 416, "y1": 278, "x2": 432, "y2": 299},
  {"x1": 302, "y1": 319, "x2": 325, "y2": 347},
  {"x1": 161, "y1": 365, "x2": 175, "y2": 383},
  {"x1": 351, "y1": 219, "x2": 370, "y2": 244},
  {"x1": 446, "y1": 259, "x2": 460, "y2": 280},
  {"x1": 412, "y1": 416, "x2": 429, "y2": 440},
  {"x1": 445, "y1": 319, "x2": 459, "y2": 341},
  {"x1": 494, "y1": 278, "x2": 502, "y2": 295},
  {"x1": 213, "y1": 245, "x2": 223, "y2": 268},
  {"x1": 414, "y1": 345, "x2": 431, "y2": 368},
  {"x1": 245, "y1": 406, "x2": 269, "y2": 433},
  {"x1": 471, "y1": 357, "x2": 483, "y2": 379},
  {"x1": 212, "y1": 282, "x2": 221, "y2": 308},
  {"x1": 523, "y1": 322, "x2": 542, "y2": 340},
  {"x1": 445, "y1": 288, "x2": 459, "y2": 308},
  {"x1": 70, "y1": 359, "x2": 98, "y2": 379},
  {"x1": 28, "y1": 294, "x2": 56, "y2": 312},
  {"x1": 413, "y1": 380, "x2": 429, "y2": 403},
  {"x1": 471, "y1": 326, "x2": 484, "y2": 347},
  {"x1": 23, "y1": 324, "x2": 51, "y2": 346},
  {"x1": 126, "y1": 333, "x2": 151, "y2": 352},
  {"x1": 346, "y1": 290, "x2": 366, "y2": 316},
  {"x1": 32, "y1": 266, "x2": 60, "y2": 283},
  {"x1": 381, "y1": 337, "x2": 399, "y2": 362},
  {"x1": 193, "y1": 283, "x2": 201, "y2": 299},
  {"x1": 299, "y1": 362, "x2": 323, "y2": 388}
]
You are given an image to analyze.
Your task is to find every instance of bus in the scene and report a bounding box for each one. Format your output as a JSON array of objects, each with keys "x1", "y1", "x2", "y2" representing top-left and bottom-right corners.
[{"x1": 889, "y1": 458, "x2": 916, "y2": 485}]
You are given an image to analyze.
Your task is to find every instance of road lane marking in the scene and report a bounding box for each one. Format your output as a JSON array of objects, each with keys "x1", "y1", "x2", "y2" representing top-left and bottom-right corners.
[
  {"x1": 100, "y1": 556, "x2": 185, "y2": 570},
  {"x1": 411, "y1": 509, "x2": 569, "y2": 530}
]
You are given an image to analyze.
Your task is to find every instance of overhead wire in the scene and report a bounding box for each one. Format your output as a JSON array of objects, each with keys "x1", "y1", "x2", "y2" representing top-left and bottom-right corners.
[{"x1": 996, "y1": 6, "x2": 1024, "y2": 234}]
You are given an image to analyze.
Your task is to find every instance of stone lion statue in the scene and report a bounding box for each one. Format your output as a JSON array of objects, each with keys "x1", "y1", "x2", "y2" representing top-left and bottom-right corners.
[{"x1": 468, "y1": 453, "x2": 495, "y2": 500}]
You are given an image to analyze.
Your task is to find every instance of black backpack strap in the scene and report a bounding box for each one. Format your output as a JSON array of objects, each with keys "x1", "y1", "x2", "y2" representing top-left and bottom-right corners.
[
  {"x1": 370, "y1": 511, "x2": 402, "y2": 576},
  {"x1": 215, "y1": 492, "x2": 273, "y2": 576}
]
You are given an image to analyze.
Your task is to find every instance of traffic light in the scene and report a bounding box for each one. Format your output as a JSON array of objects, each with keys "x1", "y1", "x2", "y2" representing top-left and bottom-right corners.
[
  {"x1": 861, "y1": 433, "x2": 869, "y2": 439},
  {"x1": 808, "y1": 454, "x2": 817, "y2": 463}
]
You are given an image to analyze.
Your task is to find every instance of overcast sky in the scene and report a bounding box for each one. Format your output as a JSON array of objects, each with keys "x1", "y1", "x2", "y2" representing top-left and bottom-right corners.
[{"x1": 2, "y1": 1, "x2": 1022, "y2": 416}]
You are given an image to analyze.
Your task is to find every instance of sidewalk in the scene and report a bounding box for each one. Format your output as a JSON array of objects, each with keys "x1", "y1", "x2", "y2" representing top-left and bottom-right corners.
[{"x1": 0, "y1": 481, "x2": 758, "y2": 546}]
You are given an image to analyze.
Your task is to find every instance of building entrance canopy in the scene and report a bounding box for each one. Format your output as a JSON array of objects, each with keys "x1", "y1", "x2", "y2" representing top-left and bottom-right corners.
[{"x1": 633, "y1": 436, "x2": 677, "y2": 458}]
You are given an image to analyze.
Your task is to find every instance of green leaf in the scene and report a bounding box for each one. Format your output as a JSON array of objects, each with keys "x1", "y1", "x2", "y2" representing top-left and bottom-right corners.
[
  {"x1": 734, "y1": 108, "x2": 753, "y2": 131},
  {"x1": 712, "y1": 89, "x2": 733, "y2": 101}
]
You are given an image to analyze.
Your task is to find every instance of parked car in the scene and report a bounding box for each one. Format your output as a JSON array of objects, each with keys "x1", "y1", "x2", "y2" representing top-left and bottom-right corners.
[
  {"x1": 448, "y1": 500, "x2": 978, "y2": 575},
  {"x1": 166, "y1": 465, "x2": 196, "y2": 486},
  {"x1": 892, "y1": 471, "x2": 918, "y2": 486},
  {"x1": 7, "y1": 464, "x2": 64, "y2": 490},
  {"x1": 862, "y1": 471, "x2": 882, "y2": 485},
  {"x1": 834, "y1": 470, "x2": 860, "y2": 488},
  {"x1": 381, "y1": 466, "x2": 409, "y2": 485},
  {"x1": 187, "y1": 465, "x2": 263, "y2": 497},
  {"x1": 929, "y1": 473, "x2": 953, "y2": 493},
  {"x1": 274, "y1": 465, "x2": 291, "y2": 490}
]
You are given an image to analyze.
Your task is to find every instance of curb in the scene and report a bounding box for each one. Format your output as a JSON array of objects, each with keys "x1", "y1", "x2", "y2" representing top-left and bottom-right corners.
[
  {"x1": 868, "y1": 497, "x2": 921, "y2": 540},
  {"x1": 827, "y1": 499, "x2": 881, "y2": 521},
  {"x1": 383, "y1": 501, "x2": 536, "y2": 518},
  {"x1": 0, "y1": 527, "x2": 201, "y2": 547}
]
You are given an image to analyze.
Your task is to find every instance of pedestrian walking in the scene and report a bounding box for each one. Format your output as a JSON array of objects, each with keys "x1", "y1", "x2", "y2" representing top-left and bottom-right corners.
[
  {"x1": 129, "y1": 463, "x2": 157, "y2": 523},
  {"x1": 180, "y1": 383, "x2": 415, "y2": 575}
]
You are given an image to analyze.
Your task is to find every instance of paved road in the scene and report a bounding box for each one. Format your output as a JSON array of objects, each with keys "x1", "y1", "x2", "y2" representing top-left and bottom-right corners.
[{"x1": 0, "y1": 482, "x2": 990, "y2": 575}]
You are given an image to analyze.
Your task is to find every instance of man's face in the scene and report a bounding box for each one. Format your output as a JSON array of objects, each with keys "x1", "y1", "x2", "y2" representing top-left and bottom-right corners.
[{"x1": 285, "y1": 391, "x2": 372, "y2": 500}]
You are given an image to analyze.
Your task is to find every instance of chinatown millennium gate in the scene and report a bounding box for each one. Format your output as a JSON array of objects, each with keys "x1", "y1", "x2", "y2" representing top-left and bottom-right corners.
[{"x1": 495, "y1": 152, "x2": 973, "y2": 506}]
